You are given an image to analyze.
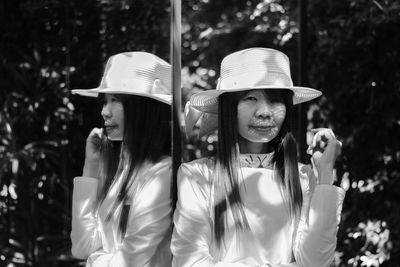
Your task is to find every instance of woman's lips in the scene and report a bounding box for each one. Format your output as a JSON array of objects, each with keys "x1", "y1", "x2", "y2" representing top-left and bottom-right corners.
[
  {"x1": 249, "y1": 125, "x2": 274, "y2": 133},
  {"x1": 105, "y1": 125, "x2": 118, "y2": 132}
]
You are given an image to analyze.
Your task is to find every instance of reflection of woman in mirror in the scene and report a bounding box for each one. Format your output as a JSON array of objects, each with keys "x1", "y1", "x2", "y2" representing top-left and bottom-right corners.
[
  {"x1": 70, "y1": 52, "x2": 173, "y2": 266},
  {"x1": 172, "y1": 48, "x2": 345, "y2": 267}
]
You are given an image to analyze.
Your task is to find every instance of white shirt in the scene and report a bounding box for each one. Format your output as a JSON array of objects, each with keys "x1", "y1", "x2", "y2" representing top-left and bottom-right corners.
[
  {"x1": 71, "y1": 157, "x2": 172, "y2": 267},
  {"x1": 171, "y1": 154, "x2": 345, "y2": 267}
]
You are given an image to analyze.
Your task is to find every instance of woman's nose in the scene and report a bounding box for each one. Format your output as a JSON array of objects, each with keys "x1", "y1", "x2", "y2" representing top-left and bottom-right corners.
[
  {"x1": 255, "y1": 101, "x2": 273, "y2": 119},
  {"x1": 101, "y1": 103, "x2": 111, "y2": 119}
]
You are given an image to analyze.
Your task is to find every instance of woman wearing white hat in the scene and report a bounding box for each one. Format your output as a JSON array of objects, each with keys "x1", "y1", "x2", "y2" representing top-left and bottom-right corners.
[
  {"x1": 70, "y1": 52, "x2": 173, "y2": 266},
  {"x1": 171, "y1": 48, "x2": 345, "y2": 267}
]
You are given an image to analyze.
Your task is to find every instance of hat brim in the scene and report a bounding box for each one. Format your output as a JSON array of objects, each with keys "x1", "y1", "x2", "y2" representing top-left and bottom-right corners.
[
  {"x1": 190, "y1": 86, "x2": 322, "y2": 114},
  {"x1": 71, "y1": 88, "x2": 172, "y2": 105}
]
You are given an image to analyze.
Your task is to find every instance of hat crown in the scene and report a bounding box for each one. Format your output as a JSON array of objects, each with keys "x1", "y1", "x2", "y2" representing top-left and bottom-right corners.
[
  {"x1": 72, "y1": 52, "x2": 172, "y2": 104},
  {"x1": 218, "y1": 48, "x2": 293, "y2": 90},
  {"x1": 99, "y1": 52, "x2": 171, "y2": 96}
]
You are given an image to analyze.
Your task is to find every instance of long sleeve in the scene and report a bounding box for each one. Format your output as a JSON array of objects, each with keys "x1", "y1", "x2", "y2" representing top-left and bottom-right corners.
[
  {"x1": 71, "y1": 177, "x2": 103, "y2": 259},
  {"x1": 171, "y1": 162, "x2": 254, "y2": 267},
  {"x1": 293, "y1": 166, "x2": 346, "y2": 267},
  {"x1": 172, "y1": 159, "x2": 345, "y2": 267},
  {"x1": 88, "y1": 161, "x2": 173, "y2": 267}
]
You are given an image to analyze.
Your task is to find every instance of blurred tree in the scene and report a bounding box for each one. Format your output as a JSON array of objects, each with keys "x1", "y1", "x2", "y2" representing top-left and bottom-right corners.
[
  {"x1": 308, "y1": 1, "x2": 400, "y2": 266},
  {"x1": 0, "y1": 0, "x2": 169, "y2": 266}
]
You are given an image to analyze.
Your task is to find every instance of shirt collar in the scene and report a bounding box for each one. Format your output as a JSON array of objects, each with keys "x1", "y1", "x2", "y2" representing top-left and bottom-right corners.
[{"x1": 239, "y1": 152, "x2": 275, "y2": 168}]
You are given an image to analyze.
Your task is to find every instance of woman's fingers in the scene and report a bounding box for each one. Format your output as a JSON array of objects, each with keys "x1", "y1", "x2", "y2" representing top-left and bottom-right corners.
[
  {"x1": 307, "y1": 128, "x2": 342, "y2": 185},
  {"x1": 88, "y1": 128, "x2": 104, "y2": 149},
  {"x1": 308, "y1": 128, "x2": 342, "y2": 169},
  {"x1": 308, "y1": 128, "x2": 341, "y2": 155},
  {"x1": 83, "y1": 128, "x2": 103, "y2": 178},
  {"x1": 88, "y1": 127, "x2": 103, "y2": 139},
  {"x1": 85, "y1": 128, "x2": 104, "y2": 160},
  {"x1": 308, "y1": 129, "x2": 328, "y2": 155}
]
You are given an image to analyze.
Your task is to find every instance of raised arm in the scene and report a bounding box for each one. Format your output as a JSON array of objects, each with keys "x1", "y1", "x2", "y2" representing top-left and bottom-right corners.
[
  {"x1": 293, "y1": 128, "x2": 346, "y2": 267},
  {"x1": 71, "y1": 128, "x2": 104, "y2": 258},
  {"x1": 294, "y1": 184, "x2": 345, "y2": 267}
]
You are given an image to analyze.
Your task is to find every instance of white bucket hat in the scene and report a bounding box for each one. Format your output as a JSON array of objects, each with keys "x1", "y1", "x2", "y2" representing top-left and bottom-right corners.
[
  {"x1": 185, "y1": 47, "x2": 322, "y2": 137},
  {"x1": 72, "y1": 52, "x2": 172, "y2": 105}
]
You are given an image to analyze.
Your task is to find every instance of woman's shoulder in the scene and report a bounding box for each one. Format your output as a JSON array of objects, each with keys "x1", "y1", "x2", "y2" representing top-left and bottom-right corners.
[
  {"x1": 153, "y1": 156, "x2": 172, "y2": 170},
  {"x1": 142, "y1": 156, "x2": 172, "y2": 172},
  {"x1": 138, "y1": 157, "x2": 172, "y2": 183},
  {"x1": 179, "y1": 157, "x2": 215, "y2": 184},
  {"x1": 180, "y1": 157, "x2": 215, "y2": 172},
  {"x1": 177, "y1": 158, "x2": 215, "y2": 207},
  {"x1": 182, "y1": 156, "x2": 214, "y2": 167}
]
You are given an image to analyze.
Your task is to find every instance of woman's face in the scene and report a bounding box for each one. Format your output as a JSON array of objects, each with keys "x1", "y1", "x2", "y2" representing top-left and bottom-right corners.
[
  {"x1": 237, "y1": 90, "x2": 286, "y2": 153},
  {"x1": 101, "y1": 94, "x2": 124, "y2": 141}
]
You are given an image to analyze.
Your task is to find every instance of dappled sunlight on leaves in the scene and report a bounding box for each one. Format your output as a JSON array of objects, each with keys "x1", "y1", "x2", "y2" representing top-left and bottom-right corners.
[{"x1": 341, "y1": 220, "x2": 391, "y2": 267}]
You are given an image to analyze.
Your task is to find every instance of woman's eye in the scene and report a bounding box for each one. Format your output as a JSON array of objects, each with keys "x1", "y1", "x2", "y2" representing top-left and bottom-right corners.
[
  {"x1": 271, "y1": 98, "x2": 284, "y2": 103},
  {"x1": 244, "y1": 96, "x2": 257, "y2": 101}
]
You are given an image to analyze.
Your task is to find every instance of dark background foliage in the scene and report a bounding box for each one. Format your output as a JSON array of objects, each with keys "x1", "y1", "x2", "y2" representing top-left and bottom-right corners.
[{"x1": 0, "y1": 0, "x2": 399, "y2": 266}]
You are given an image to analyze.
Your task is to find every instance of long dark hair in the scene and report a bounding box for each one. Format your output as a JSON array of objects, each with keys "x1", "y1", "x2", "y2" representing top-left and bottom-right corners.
[
  {"x1": 214, "y1": 89, "x2": 302, "y2": 247},
  {"x1": 96, "y1": 93, "x2": 171, "y2": 236}
]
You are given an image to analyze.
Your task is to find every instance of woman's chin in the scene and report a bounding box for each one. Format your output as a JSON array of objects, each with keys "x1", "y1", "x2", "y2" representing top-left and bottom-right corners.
[
  {"x1": 247, "y1": 134, "x2": 277, "y2": 144},
  {"x1": 107, "y1": 135, "x2": 123, "y2": 141},
  {"x1": 250, "y1": 138, "x2": 273, "y2": 144}
]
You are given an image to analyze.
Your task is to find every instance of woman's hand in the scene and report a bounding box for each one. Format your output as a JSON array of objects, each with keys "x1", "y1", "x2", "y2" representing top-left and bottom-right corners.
[
  {"x1": 82, "y1": 128, "x2": 104, "y2": 178},
  {"x1": 307, "y1": 128, "x2": 342, "y2": 185}
]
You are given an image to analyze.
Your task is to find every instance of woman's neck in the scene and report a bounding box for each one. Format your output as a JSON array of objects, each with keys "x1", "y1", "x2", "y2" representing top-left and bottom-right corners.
[{"x1": 238, "y1": 137, "x2": 273, "y2": 154}]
